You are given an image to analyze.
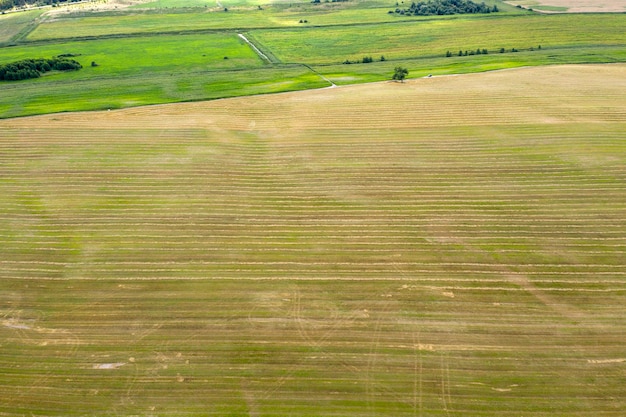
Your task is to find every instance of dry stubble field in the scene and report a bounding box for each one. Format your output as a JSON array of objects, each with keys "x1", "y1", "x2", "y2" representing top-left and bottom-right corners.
[
  {"x1": 0, "y1": 64, "x2": 625, "y2": 416},
  {"x1": 505, "y1": 0, "x2": 626, "y2": 12}
]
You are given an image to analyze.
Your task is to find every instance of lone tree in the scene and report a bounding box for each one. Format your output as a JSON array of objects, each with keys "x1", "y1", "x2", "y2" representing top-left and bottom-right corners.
[{"x1": 392, "y1": 66, "x2": 408, "y2": 82}]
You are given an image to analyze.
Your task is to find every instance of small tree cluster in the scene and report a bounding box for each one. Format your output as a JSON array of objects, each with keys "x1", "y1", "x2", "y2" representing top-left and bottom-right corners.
[
  {"x1": 392, "y1": 0, "x2": 497, "y2": 16},
  {"x1": 446, "y1": 45, "x2": 543, "y2": 57},
  {"x1": 0, "y1": 57, "x2": 82, "y2": 81},
  {"x1": 497, "y1": 45, "x2": 541, "y2": 53},
  {"x1": 448, "y1": 48, "x2": 489, "y2": 56},
  {"x1": 392, "y1": 66, "x2": 408, "y2": 82},
  {"x1": 343, "y1": 56, "x2": 385, "y2": 64}
]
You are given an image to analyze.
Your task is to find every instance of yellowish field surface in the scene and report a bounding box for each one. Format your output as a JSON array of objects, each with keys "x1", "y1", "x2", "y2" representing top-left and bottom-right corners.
[
  {"x1": 0, "y1": 65, "x2": 625, "y2": 416},
  {"x1": 506, "y1": 0, "x2": 626, "y2": 12}
]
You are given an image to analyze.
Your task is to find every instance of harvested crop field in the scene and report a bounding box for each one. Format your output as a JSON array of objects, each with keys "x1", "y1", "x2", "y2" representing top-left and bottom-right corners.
[
  {"x1": 507, "y1": 0, "x2": 626, "y2": 12},
  {"x1": 1, "y1": 64, "x2": 625, "y2": 416}
]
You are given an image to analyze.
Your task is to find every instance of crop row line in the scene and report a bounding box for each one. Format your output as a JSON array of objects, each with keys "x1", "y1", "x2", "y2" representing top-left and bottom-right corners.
[
  {"x1": 3, "y1": 167, "x2": 622, "y2": 175},
  {"x1": 2, "y1": 271, "x2": 626, "y2": 284},
  {"x1": 3, "y1": 198, "x2": 625, "y2": 206},
  {"x1": 3, "y1": 188, "x2": 624, "y2": 195},
  {"x1": 3, "y1": 210, "x2": 623, "y2": 218},
  {"x1": 2, "y1": 180, "x2": 624, "y2": 187},
  {"x1": 6, "y1": 246, "x2": 624, "y2": 255},
  {"x1": 2, "y1": 147, "x2": 618, "y2": 154},
  {"x1": 4, "y1": 221, "x2": 622, "y2": 231},
  {"x1": 3, "y1": 273, "x2": 626, "y2": 281},
  {"x1": 3, "y1": 260, "x2": 624, "y2": 268},
  {"x1": 3, "y1": 234, "x2": 624, "y2": 241},
  {"x1": 4, "y1": 265, "x2": 626, "y2": 273},
  {"x1": 3, "y1": 139, "x2": 623, "y2": 148},
  {"x1": 5, "y1": 141, "x2": 616, "y2": 148},
  {"x1": 2, "y1": 226, "x2": 623, "y2": 235}
]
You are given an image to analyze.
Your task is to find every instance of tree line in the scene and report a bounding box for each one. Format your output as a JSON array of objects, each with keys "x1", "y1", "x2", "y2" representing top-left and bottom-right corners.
[
  {"x1": 0, "y1": 57, "x2": 82, "y2": 81},
  {"x1": 343, "y1": 55, "x2": 386, "y2": 64},
  {"x1": 0, "y1": 0, "x2": 75, "y2": 11},
  {"x1": 446, "y1": 45, "x2": 542, "y2": 57},
  {"x1": 391, "y1": 0, "x2": 498, "y2": 16}
]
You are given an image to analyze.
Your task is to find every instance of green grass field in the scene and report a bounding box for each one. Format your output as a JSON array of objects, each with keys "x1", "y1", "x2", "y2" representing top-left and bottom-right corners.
[
  {"x1": 252, "y1": 14, "x2": 626, "y2": 64},
  {"x1": 0, "y1": 64, "x2": 624, "y2": 416}
]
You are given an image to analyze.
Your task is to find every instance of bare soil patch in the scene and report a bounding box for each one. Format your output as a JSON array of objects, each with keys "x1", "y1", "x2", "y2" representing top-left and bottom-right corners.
[{"x1": 43, "y1": 0, "x2": 149, "y2": 17}]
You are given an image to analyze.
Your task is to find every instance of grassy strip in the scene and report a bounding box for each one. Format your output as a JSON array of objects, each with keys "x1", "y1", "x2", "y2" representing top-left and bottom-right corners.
[
  {"x1": 315, "y1": 45, "x2": 626, "y2": 84},
  {"x1": 0, "y1": 9, "x2": 43, "y2": 44},
  {"x1": 0, "y1": 64, "x2": 327, "y2": 118},
  {"x1": 0, "y1": 32, "x2": 262, "y2": 75},
  {"x1": 25, "y1": 1, "x2": 523, "y2": 42},
  {"x1": 26, "y1": 8, "x2": 278, "y2": 41}
]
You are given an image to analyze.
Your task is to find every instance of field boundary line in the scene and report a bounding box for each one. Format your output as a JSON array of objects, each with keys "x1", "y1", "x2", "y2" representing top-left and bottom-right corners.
[{"x1": 238, "y1": 33, "x2": 273, "y2": 64}]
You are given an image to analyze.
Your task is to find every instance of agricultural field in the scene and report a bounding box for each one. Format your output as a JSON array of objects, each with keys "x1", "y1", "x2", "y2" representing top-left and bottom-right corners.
[
  {"x1": 1, "y1": 0, "x2": 625, "y2": 415},
  {"x1": 0, "y1": 0, "x2": 625, "y2": 118},
  {"x1": 0, "y1": 9, "x2": 43, "y2": 43},
  {"x1": 506, "y1": 0, "x2": 626, "y2": 13},
  {"x1": 0, "y1": 64, "x2": 625, "y2": 416}
]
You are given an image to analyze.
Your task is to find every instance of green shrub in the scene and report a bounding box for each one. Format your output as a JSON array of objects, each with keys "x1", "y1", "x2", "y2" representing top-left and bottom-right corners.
[{"x1": 0, "y1": 57, "x2": 82, "y2": 82}]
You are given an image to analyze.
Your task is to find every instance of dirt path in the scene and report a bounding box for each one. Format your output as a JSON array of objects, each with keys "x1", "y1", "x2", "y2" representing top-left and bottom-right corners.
[
  {"x1": 301, "y1": 63, "x2": 337, "y2": 88},
  {"x1": 238, "y1": 33, "x2": 272, "y2": 64}
]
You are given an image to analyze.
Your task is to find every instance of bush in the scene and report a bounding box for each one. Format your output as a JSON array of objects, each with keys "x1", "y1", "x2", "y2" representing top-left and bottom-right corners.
[{"x1": 0, "y1": 57, "x2": 82, "y2": 82}]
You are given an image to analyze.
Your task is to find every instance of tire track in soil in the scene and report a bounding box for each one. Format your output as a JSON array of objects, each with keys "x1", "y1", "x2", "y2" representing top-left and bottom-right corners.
[{"x1": 257, "y1": 286, "x2": 365, "y2": 401}]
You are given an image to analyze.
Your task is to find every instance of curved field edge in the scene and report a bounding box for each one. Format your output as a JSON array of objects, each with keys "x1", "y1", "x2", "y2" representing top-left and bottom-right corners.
[
  {"x1": 1, "y1": 52, "x2": 625, "y2": 119},
  {"x1": 0, "y1": 64, "x2": 625, "y2": 416},
  {"x1": 0, "y1": 12, "x2": 625, "y2": 118}
]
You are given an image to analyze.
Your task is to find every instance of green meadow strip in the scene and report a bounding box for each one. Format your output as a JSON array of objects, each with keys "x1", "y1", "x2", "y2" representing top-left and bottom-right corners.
[{"x1": 251, "y1": 14, "x2": 626, "y2": 65}]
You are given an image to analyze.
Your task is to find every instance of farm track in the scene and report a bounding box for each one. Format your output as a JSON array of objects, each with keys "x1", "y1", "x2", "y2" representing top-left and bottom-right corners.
[{"x1": 0, "y1": 65, "x2": 625, "y2": 416}]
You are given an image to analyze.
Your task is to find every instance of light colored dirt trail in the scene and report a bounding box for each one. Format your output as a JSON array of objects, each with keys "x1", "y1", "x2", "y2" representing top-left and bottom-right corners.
[{"x1": 238, "y1": 33, "x2": 272, "y2": 64}]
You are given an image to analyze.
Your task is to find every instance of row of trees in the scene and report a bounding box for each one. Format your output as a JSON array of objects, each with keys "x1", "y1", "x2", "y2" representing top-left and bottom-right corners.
[
  {"x1": 0, "y1": 0, "x2": 76, "y2": 11},
  {"x1": 0, "y1": 57, "x2": 82, "y2": 81},
  {"x1": 446, "y1": 48, "x2": 489, "y2": 56},
  {"x1": 343, "y1": 55, "x2": 386, "y2": 64},
  {"x1": 391, "y1": 0, "x2": 498, "y2": 16},
  {"x1": 445, "y1": 45, "x2": 542, "y2": 57}
]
